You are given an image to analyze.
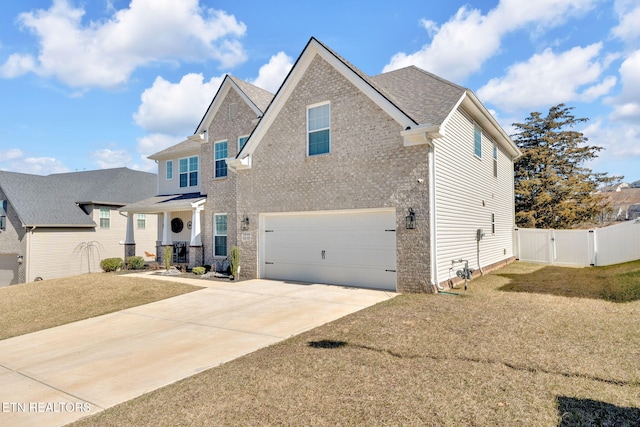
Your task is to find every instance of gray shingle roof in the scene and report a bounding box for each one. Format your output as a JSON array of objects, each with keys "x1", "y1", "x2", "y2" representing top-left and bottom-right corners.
[
  {"x1": 371, "y1": 66, "x2": 466, "y2": 126},
  {"x1": 0, "y1": 168, "x2": 157, "y2": 227},
  {"x1": 229, "y1": 76, "x2": 274, "y2": 112},
  {"x1": 148, "y1": 137, "x2": 202, "y2": 160}
]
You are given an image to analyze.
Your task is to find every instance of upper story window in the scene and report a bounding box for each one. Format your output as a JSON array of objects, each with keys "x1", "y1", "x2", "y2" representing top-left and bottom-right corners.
[
  {"x1": 493, "y1": 142, "x2": 498, "y2": 177},
  {"x1": 166, "y1": 160, "x2": 173, "y2": 180},
  {"x1": 179, "y1": 156, "x2": 198, "y2": 188},
  {"x1": 214, "y1": 141, "x2": 228, "y2": 178},
  {"x1": 0, "y1": 199, "x2": 6, "y2": 230},
  {"x1": 238, "y1": 136, "x2": 249, "y2": 152},
  {"x1": 137, "y1": 214, "x2": 146, "y2": 229},
  {"x1": 307, "y1": 102, "x2": 330, "y2": 156},
  {"x1": 474, "y1": 123, "x2": 482, "y2": 158},
  {"x1": 99, "y1": 207, "x2": 110, "y2": 229}
]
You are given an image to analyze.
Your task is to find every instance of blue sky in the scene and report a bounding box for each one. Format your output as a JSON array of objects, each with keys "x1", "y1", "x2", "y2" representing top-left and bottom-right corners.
[{"x1": 0, "y1": 0, "x2": 638, "y2": 182}]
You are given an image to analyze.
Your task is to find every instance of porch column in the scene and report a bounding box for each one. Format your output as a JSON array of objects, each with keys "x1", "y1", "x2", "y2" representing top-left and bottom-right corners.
[
  {"x1": 161, "y1": 211, "x2": 172, "y2": 245},
  {"x1": 124, "y1": 212, "x2": 136, "y2": 259},
  {"x1": 189, "y1": 206, "x2": 203, "y2": 267},
  {"x1": 160, "y1": 211, "x2": 173, "y2": 267}
]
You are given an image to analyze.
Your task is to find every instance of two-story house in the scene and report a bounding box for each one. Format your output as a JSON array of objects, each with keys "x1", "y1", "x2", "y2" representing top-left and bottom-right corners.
[
  {"x1": 0, "y1": 168, "x2": 157, "y2": 286},
  {"x1": 122, "y1": 38, "x2": 521, "y2": 293}
]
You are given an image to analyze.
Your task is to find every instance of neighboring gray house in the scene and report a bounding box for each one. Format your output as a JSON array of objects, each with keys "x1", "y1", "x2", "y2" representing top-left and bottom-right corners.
[
  {"x1": 0, "y1": 168, "x2": 158, "y2": 286},
  {"x1": 122, "y1": 38, "x2": 521, "y2": 293}
]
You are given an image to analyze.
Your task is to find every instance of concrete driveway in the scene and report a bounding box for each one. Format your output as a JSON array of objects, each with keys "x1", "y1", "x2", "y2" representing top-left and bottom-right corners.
[{"x1": 0, "y1": 276, "x2": 396, "y2": 426}]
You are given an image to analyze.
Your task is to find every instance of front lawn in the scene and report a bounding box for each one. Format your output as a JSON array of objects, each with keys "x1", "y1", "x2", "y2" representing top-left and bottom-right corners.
[
  {"x1": 498, "y1": 259, "x2": 640, "y2": 302},
  {"x1": 71, "y1": 262, "x2": 640, "y2": 426},
  {"x1": 0, "y1": 274, "x2": 201, "y2": 340}
]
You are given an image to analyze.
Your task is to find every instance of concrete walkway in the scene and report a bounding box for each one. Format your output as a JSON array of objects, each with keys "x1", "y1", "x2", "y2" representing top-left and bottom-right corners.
[{"x1": 0, "y1": 275, "x2": 395, "y2": 426}]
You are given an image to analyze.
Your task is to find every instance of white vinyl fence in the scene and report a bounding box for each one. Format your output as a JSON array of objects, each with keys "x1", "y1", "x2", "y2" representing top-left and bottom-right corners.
[{"x1": 514, "y1": 219, "x2": 640, "y2": 267}]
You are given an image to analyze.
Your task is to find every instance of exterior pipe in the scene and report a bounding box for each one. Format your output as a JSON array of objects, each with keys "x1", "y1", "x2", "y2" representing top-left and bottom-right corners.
[{"x1": 428, "y1": 145, "x2": 444, "y2": 292}]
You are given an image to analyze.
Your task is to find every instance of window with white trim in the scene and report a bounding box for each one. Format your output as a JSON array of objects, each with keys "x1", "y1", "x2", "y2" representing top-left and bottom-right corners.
[
  {"x1": 474, "y1": 123, "x2": 482, "y2": 158},
  {"x1": 99, "y1": 207, "x2": 110, "y2": 229},
  {"x1": 137, "y1": 214, "x2": 146, "y2": 229},
  {"x1": 166, "y1": 160, "x2": 173, "y2": 180},
  {"x1": 307, "y1": 102, "x2": 330, "y2": 156},
  {"x1": 493, "y1": 142, "x2": 498, "y2": 177},
  {"x1": 214, "y1": 141, "x2": 228, "y2": 178},
  {"x1": 179, "y1": 156, "x2": 198, "y2": 187},
  {"x1": 214, "y1": 214, "x2": 227, "y2": 257}
]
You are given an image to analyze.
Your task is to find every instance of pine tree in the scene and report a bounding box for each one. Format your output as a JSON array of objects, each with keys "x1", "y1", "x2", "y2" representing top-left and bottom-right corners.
[{"x1": 512, "y1": 104, "x2": 619, "y2": 229}]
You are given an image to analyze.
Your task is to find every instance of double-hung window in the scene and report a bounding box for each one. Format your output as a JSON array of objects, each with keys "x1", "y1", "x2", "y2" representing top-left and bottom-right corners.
[
  {"x1": 179, "y1": 156, "x2": 198, "y2": 187},
  {"x1": 214, "y1": 141, "x2": 228, "y2": 178},
  {"x1": 99, "y1": 207, "x2": 110, "y2": 229},
  {"x1": 474, "y1": 123, "x2": 482, "y2": 158},
  {"x1": 0, "y1": 200, "x2": 6, "y2": 230},
  {"x1": 214, "y1": 214, "x2": 227, "y2": 257},
  {"x1": 166, "y1": 160, "x2": 173, "y2": 180},
  {"x1": 307, "y1": 102, "x2": 330, "y2": 156},
  {"x1": 137, "y1": 214, "x2": 146, "y2": 229}
]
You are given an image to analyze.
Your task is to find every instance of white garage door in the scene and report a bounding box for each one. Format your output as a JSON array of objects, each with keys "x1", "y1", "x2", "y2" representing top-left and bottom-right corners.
[
  {"x1": 262, "y1": 209, "x2": 397, "y2": 290},
  {"x1": 0, "y1": 254, "x2": 19, "y2": 287}
]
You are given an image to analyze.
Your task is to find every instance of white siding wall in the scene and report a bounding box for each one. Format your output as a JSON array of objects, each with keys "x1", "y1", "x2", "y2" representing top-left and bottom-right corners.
[
  {"x1": 157, "y1": 157, "x2": 201, "y2": 196},
  {"x1": 434, "y1": 108, "x2": 516, "y2": 284},
  {"x1": 27, "y1": 206, "x2": 158, "y2": 282}
]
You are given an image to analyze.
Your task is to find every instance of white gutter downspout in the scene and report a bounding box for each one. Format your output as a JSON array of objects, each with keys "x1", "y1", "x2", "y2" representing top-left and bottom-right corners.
[{"x1": 428, "y1": 145, "x2": 444, "y2": 292}]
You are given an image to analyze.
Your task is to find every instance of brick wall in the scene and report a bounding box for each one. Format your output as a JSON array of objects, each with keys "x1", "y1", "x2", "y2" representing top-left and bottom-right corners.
[
  {"x1": 236, "y1": 56, "x2": 432, "y2": 292},
  {"x1": 201, "y1": 87, "x2": 259, "y2": 271}
]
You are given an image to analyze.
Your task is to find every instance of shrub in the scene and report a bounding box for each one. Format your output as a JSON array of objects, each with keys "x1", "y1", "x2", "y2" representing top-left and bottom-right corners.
[
  {"x1": 230, "y1": 246, "x2": 240, "y2": 278},
  {"x1": 100, "y1": 257, "x2": 123, "y2": 273},
  {"x1": 192, "y1": 266, "x2": 206, "y2": 275},
  {"x1": 126, "y1": 256, "x2": 145, "y2": 270},
  {"x1": 163, "y1": 246, "x2": 172, "y2": 270}
]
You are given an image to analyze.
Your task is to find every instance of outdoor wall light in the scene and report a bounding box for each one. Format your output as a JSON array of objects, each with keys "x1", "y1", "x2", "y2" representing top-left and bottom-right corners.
[
  {"x1": 406, "y1": 208, "x2": 416, "y2": 229},
  {"x1": 17, "y1": 255, "x2": 24, "y2": 264},
  {"x1": 241, "y1": 215, "x2": 250, "y2": 231}
]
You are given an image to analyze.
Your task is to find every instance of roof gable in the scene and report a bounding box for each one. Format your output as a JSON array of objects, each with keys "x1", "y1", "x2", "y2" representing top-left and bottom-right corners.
[
  {"x1": 237, "y1": 37, "x2": 417, "y2": 159},
  {"x1": 194, "y1": 75, "x2": 274, "y2": 136},
  {"x1": 0, "y1": 168, "x2": 156, "y2": 227}
]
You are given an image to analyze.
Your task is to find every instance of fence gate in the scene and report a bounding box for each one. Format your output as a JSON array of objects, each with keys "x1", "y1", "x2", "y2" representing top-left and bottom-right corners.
[{"x1": 514, "y1": 220, "x2": 640, "y2": 267}]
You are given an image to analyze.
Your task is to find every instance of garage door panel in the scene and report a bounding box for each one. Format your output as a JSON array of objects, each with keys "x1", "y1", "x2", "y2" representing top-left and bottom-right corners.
[{"x1": 262, "y1": 210, "x2": 397, "y2": 290}]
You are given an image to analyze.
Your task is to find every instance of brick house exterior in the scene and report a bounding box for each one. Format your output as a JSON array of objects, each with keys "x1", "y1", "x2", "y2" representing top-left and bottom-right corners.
[{"x1": 125, "y1": 38, "x2": 521, "y2": 293}]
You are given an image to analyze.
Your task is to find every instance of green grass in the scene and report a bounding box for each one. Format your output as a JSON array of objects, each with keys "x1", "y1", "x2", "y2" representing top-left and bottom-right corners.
[
  {"x1": 0, "y1": 273, "x2": 201, "y2": 340},
  {"x1": 68, "y1": 262, "x2": 640, "y2": 426},
  {"x1": 497, "y1": 259, "x2": 640, "y2": 302}
]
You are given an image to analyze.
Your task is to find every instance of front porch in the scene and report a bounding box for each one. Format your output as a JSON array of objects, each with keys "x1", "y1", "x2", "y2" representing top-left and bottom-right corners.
[{"x1": 120, "y1": 193, "x2": 206, "y2": 269}]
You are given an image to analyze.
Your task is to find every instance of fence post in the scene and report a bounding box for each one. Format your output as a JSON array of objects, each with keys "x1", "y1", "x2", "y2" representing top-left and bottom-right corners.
[
  {"x1": 550, "y1": 229, "x2": 556, "y2": 264},
  {"x1": 588, "y1": 229, "x2": 596, "y2": 266}
]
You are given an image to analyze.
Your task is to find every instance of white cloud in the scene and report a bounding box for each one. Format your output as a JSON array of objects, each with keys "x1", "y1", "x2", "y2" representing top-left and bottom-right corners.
[
  {"x1": 0, "y1": 150, "x2": 70, "y2": 175},
  {"x1": 0, "y1": 0, "x2": 246, "y2": 89},
  {"x1": 582, "y1": 119, "x2": 640, "y2": 180},
  {"x1": 0, "y1": 148, "x2": 25, "y2": 161},
  {"x1": 134, "y1": 73, "x2": 224, "y2": 135},
  {"x1": 249, "y1": 51, "x2": 293, "y2": 93},
  {"x1": 477, "y1": 43, "x2": 616, "y2": 111},
  {"x1": 90, "y1": 148, "x2": 133, "y2": 169},
  {"x1": 609, "y1": 49, "x2": 640, "y2": 121},
  {"x1": 382, "y1": 0, "x2": 596, "y2": 81},
  {"x1": 0, "y1": 54, "x2": 36, "y2": 78},
  {"x1": 612, "y1": 0, "x2": 640, "y2": 43},
  {"x1": 133, "y1": 133, "x2": 182, "y2": 172}
]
